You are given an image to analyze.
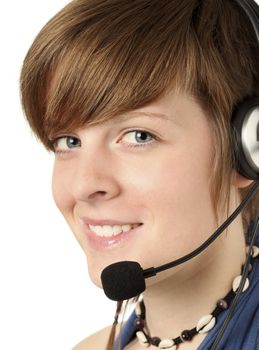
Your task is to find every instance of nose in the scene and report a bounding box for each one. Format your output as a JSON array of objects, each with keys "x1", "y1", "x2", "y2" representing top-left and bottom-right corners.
[{"x1": 71, "y1": 150, "x2": 121, "y2": 203}]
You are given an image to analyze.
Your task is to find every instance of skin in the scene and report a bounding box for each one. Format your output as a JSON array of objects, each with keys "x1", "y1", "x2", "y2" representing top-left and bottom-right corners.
[{"x1": 51, "y1": 90, "x2": 252, "y2": 349}]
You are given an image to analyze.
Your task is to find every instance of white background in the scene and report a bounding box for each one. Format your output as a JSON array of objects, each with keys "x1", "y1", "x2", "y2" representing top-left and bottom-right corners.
[
  {"x1": 1, "y1": 1, "x2": 259, "y2": 349},
  {"x1": 0, "y1": 1, "x2": 116, "y2": 349}
]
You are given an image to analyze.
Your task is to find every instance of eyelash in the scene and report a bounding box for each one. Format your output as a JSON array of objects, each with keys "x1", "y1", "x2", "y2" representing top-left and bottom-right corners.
[
  {"x1": 51, "y1": 135, "x2": 80, "y2": 155},
  {"x1": 51, "y1": 130, "x2": 157, "y2": 154},
  {"x1": 119, "y1": 129, "x2": 157, "y2": 148}
]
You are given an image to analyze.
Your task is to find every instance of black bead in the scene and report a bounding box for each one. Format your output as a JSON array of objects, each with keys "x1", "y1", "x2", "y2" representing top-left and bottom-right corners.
[
  {"x1": 134, "y1": 317, "x2": 145, "y2": 330},
  {"x1": 150, "y1": 337, "x2": 161, "y2": 346},
  {"x1": 180, "y1": 330, "x2": 193, "y2": 342},
  {"x1": 242, "y1": 262, "x2": 253, "y2": 274},
  {"x1": 216, "y1": 299, "x2": 228, "y2": 310}
]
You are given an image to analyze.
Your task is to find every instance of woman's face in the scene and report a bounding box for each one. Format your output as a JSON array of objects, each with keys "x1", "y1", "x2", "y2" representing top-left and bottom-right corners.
[{"x1": 52, "y1": 91, "x2": 218, "y2": 287}]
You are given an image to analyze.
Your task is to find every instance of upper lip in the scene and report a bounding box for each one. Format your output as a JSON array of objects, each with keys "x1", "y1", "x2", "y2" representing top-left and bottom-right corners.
[{"x1": 80, "y1": 217, "x2": 142, "y2": 226}]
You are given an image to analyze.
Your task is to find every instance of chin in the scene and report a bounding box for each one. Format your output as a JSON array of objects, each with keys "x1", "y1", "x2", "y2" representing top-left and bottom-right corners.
[
  {"x1": 91, "y1": 275, "x2": 103, "y2": 289},
  {"x1": 86, "y1": 256, "x2": 108, "y2": 289}
]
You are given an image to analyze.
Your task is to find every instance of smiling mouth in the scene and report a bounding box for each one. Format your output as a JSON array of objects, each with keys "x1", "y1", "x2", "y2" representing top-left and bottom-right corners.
[{"x1": 88, "y1": 223, "x2": 142, "y2": 237}]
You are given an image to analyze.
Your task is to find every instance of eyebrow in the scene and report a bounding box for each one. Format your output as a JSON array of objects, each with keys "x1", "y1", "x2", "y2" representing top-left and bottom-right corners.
[
  {"x1": 112, "y1": 111, "x2": 172, "y2": 123},
  {"x1": 49, "y1": 111, "x2": 173, "y2": 140}
]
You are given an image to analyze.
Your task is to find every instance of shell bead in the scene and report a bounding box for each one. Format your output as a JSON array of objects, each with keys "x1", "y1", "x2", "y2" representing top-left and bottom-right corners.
[
  {"x1": 252, "y1": 245, "x2": 259, "y2": 258},
  {"x1": 196, "y1": 314, "x2": 216, "y2": 333},
  {"x1": 135, "y1": 302, "x2": 142, "y2": 317},
  {"x1": 136, "y1": 331, "x2": 149, "y2": 347},
  {"x1": 232, "y1": 276, "x2": 249, "y2": 292},
  {"x1": 158, "y1": 339, "x2": 177, "y2": 349}
]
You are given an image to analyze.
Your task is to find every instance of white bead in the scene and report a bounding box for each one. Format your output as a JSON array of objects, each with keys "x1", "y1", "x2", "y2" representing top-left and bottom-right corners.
[
  {"x1": 196, "y1": 314, "x2": 216, "y2": 333},
  {"x1": 136, "y1": 331, "x2": 149, "y2": 347},
  {"x1": 252, "y1": 246, "x2": 259, "y2": 258},
  {"x1": 135, "y1": 302, "x2": 142, "y2": 316},
  {"x1": 158, "y1": 338, "x2": 177, "y2": 349},
  {"x1": 232, "y1": 275, "x2": 249, "y2": 292}
]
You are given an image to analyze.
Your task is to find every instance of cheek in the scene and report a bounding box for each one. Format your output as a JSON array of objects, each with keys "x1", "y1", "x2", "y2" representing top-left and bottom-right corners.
[
  {"x1": 51, "y1": 164, "x2": 85, "y2": 248},
  {"x1": 51, "y1": 163, "x2": 73, "y2": 215},
  {"x1": 126, "y1": 142, "x2": 216, "y2": 263},
  {"x1": 126, "y1": 145, "x2": 213, "y2": 210}
]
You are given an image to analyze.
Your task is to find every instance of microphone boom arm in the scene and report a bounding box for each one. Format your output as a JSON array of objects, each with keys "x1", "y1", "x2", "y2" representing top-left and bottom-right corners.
[{"x1": 144, "y1": 180, "x2": 259, "y2": 278}]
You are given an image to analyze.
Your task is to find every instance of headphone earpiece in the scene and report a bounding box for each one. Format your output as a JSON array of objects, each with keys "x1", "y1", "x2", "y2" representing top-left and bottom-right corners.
[{"x1": 232, "y1": 96, "x2": 259, "y2": 180}]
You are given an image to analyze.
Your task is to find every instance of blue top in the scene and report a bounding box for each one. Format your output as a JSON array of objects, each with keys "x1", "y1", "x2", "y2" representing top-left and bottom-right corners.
[{"x1": 114, "y1": 236, "x2": 259, "y2": 349}]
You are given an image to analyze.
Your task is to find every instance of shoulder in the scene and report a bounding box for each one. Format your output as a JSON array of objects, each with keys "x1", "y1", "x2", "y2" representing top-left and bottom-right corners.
[{"x1": 72, "y1": 325, "x2": 113, "y2": 350}]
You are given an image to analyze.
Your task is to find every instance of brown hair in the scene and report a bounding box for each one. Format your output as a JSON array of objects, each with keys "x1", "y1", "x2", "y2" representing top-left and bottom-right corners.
[
  {"x1": 20, "y1": 0, "x2": 259, "y2": 348},
  {"x1": 106, "y1": 301, "x2": 123, "y2": 350}
]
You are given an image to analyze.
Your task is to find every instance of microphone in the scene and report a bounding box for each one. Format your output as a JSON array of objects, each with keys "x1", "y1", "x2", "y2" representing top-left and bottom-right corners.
[
  {"x1": 101, "y1": 261, "x2": 146, "y2": 301},
  {"x1": 101, "y1": 181, "x2": 259, "y2": 301}
]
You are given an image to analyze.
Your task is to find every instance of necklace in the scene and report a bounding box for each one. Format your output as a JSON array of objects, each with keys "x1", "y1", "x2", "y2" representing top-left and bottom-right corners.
[{"x1": 134, "y1": 245, "x2": 259, "y2": 349}]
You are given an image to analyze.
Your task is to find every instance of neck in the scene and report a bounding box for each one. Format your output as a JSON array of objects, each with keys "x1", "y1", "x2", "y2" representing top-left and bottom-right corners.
[{"x1": 141, "y1": 219, "x2": 247, "y2": 345}]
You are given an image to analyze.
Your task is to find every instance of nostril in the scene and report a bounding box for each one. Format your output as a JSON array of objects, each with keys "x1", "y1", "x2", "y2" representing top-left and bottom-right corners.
[{"x1": 88, "y1": 190, "x2": 107, "y2": 199}]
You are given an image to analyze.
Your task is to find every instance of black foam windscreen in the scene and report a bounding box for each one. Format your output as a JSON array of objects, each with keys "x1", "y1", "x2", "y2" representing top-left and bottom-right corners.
[{"x1": 101, "y1": 261, "x2": 146, "y2": 301}]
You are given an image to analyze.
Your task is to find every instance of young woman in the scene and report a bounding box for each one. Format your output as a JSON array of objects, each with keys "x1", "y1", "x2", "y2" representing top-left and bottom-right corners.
[{"x1": 20, "y1": 0, "x2": 259, "y2": 349}]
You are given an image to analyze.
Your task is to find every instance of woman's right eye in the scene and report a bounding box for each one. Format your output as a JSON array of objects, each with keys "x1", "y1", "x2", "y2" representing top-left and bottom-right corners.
[{"x1": 52, "y1": 136, "x2": 81, "y2": 154}]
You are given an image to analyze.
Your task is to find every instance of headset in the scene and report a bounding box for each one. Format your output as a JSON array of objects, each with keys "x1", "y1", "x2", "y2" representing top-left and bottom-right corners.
[
  {"x1": 210, "y1": 1, "x2": 259, "y2": 348},
  {"x1": 232, "y1": 0, "x2": 259, "y2": 181},
  {"x1": 101, "y1": 1, "x2": 259, "y2": 349}
]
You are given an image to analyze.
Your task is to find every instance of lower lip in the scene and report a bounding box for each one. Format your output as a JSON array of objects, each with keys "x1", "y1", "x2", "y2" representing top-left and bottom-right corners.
[{"x1": 82, "y1": 223, "x2": 143, "y2": 250}]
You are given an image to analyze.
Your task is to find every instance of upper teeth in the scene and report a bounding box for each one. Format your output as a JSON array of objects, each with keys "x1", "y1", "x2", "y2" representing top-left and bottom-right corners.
[{"x1": 89, "y1": 224, "x2": 139, "y2": 237}]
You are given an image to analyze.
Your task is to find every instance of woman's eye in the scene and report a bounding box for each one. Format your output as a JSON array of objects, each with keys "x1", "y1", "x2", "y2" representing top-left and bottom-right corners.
[
  {"x1": 120, "y1": 130, "x2": 156, "y2": 147},
  {"x1": 53, "y1": 136, "x2": 81, "y2": 153}
]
